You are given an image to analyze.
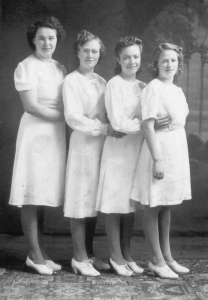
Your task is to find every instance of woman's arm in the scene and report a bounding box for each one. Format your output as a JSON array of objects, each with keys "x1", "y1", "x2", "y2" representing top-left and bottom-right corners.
[
  {"x1": 19, "y1": 88, "x2": 64, "y2": 122},
  {"x1": 105, "y1": 80, "x2": 141, "y2": 134},
  {"x1": 142, "y1": 118, "x2": 164, "y2": 180}
]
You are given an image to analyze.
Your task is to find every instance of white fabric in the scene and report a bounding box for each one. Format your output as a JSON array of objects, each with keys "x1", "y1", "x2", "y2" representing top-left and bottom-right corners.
[
  {"x1": 63, "y1": 70, "x2": 107, "y2": 218},
  {"x1": 96, "y1": 75, "x2": 146, "y2": 214},
  {"x1": 131, "y1": 79, "x2": 191, "y2": 207},
  {"x1": 9, "y1": 55, "x2": 66, "y2": 207}
]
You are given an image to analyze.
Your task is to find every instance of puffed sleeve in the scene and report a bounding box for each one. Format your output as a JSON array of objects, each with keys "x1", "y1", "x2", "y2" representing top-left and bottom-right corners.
[
  {"x1": 14, "y1": 58, "x2": 38, "y2": 91},
  {"x1": 169, "y1": 88, "x2": 189, "y2": 130},
  {"x1": 63, "y1": 76, "x2": 107, "y2": 136},
  {"x1": 141, "y1": 82, "x2": 159, "y2": 121},
  {"x1": 105, "y1": 80, "x2": 141, "y2": 134}
]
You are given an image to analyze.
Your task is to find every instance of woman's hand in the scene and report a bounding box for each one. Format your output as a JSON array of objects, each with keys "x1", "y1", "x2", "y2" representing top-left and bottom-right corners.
[
  {"x1": 153, "y1": 160, "x2": 164, "y2": 180},
  {"x1": 155, "y1": 114, "x2": 172, "y2": 130},
  {"x1": 107, "y1": 123, "x2": 126, "y2": 138}
]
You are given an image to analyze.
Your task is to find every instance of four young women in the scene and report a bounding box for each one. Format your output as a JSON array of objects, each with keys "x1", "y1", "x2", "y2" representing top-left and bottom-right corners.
[{"x1": 10, "y1": 16, "x2": 191, "y2": 278}]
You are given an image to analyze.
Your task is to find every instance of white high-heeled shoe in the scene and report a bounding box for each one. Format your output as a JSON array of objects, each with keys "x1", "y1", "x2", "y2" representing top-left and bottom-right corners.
[
  {"x1": 149, "y1": 261, "x2": 178, "y2": 279},
  {"x1": 126, "y1": 261, "x2": 144, "y2": 274},
  {"x1": 71, "y1": 258, "x2": 100, "y2": 276},
  {"x1": 26, "y1": 257, "x2": 53, "y2": 275},
  {"x1": 109, "y1": 258, "x2": 133, "y2": 276},
  {"x1": 166, "y1": 261, "x2": 189, "y2": 274},
  {"x1": 46, "y1": 260, "x2": 62, "y2": 271}
]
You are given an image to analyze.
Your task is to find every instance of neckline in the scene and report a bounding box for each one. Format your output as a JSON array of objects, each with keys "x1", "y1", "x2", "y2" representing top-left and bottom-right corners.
[
  {"x1": 32, "y1": 54, "x2": 53, "y2": 64},
  {"x1": 75, "y1": 69, "x2": 96, "y2": 81},
  {"x1": 118, "y1": 75, "x2": 137, "y2": 84}
]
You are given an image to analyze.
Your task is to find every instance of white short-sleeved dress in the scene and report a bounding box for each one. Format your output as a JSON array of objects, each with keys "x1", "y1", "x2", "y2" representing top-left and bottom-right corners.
[
  {"x1": 96, "y1": 75, "x2": 146, "y2": 214},
  {"x1": 9, "y1": 55, "x2": 66, "y2": 207},
  {"x1": 131, "y1": 79, "x2": 192, "y2": 207},
  {"x1": 63, "y1": 70, "x2": 107, "y2": 218}
]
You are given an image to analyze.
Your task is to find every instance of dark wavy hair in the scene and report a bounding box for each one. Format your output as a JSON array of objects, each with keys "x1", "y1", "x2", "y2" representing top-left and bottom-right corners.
[
  {"x1": 74, "y1": 30, "x2": 106, "y2": 64},
  {"x1": 114, "y1": 36, "x2": 143, "y2": 75},
  {"x1": 148, "y1": 43, "x2": 183, "y2": 78},
  {"x1": 27, "y1": 16, "x2": 66, "y2": 51}
]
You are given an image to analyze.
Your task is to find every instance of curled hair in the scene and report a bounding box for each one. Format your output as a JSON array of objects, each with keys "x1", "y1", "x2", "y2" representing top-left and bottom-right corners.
[
  {"x1": 27, "y1": 16, "x2": 66, "y2": 51},
  {"x1": 114, "y1": 36, "x2": 143, "y2": 75},
  {"x1": 148, "y1": 43, "x2": 183, "y2": 78},
  {"x1": 74, "y1": 30, "x2": 106, "y2": 64}
]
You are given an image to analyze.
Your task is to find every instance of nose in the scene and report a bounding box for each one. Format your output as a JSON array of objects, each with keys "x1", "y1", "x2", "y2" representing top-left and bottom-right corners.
[
  {"x1": 130, "y1": 57, "x2": 135, "y2": 64},
  {"x1": 87, "y1": 50, "x2": 93, "y2": 58},
  {"x1": 44, "y1": 39, "x2": 50, "y2": 46}
]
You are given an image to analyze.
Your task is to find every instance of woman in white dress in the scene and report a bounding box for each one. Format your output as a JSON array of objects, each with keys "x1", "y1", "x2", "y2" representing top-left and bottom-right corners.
[
  {"x1": 131, "y1": 43, "x2": 191, "y2": 278},
  {"x1": 95, "y1": 36, "x2": 147, "y2": 276},
  {"x1": 63, "y1": 30, "x2": 123, "y2": 276},
  {"x1": 9, "y1": 17, "x2": 66, "y2": 275}
]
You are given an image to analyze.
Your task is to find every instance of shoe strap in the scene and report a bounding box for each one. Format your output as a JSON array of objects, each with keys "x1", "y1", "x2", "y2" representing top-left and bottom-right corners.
[{"x1": 124, "y1": 264, "x2": 132, "y2": 271}]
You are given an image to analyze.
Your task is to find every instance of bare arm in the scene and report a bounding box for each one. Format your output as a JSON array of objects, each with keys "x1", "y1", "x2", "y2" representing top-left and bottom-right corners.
[
  {"x1": 142, "y1": 118, "x2": 164, "y2": 180},
  {"x1": 19, "y1": 88, "x2": 64, "y2": 122}
]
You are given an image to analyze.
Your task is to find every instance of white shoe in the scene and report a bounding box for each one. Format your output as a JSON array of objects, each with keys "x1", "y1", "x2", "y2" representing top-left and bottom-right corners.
[
  {"x1": 149, "y1": 261, "x2": 178, "y2": 279},
  {"x1": 109, "y1": 258, "x2": 133, "y2": 276},
  {"x1": 126, "y1": 261, "x2": 144, "y2": 274},
  {"x1": 46, "y1": 260, "x2": 62, "y2": 271},
  {"x1": 166, "y1": 261, "x2": 189, "y2": 274},
  {"x1": 71, "y1": 258, "x2": 100, "y2": 276},
  {"x1": 89, "y1": 256, "x2": 110, "y2": 271},
  {"x1": 26, "y1": 257, "x2": 53, "y2": 275}
]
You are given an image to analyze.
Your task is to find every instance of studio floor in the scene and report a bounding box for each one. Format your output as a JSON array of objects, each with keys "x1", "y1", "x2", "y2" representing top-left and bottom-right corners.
[{"x1": 0, "y1": 234, "x2": 208, "y2": 299}]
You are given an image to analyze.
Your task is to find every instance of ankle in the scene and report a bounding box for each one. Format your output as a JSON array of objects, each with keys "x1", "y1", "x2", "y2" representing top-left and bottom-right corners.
[
  {"x1": 163, "y1": 255, "x2": 174, "y2": 263},
  {"x1": 151, "y1": 256, "x2": 166, "y2": 267}
]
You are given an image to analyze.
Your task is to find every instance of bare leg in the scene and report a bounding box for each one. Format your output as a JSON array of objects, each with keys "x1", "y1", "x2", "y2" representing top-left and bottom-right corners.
[
  {"x1": 85, "y1": 217, "x2": 97, "y2": 258},
  {"x1": 158, "y1": 206, "x2": 174, "y2": 262},
  {"x1": 21, "y1": 205, "x2": 45, "y2": 264},
  {"x1": 70, "y1": 218, "x2": 88, "y2": 261},
  {"x1": 143, "y1": 206, "x2": 166, "y2": 266},
  {"x1": 105, "y1": 214, "x2": 125, "y2": 265},
  {"x1": 120, "y1": 213, "x2": 134, "y2": 262}
]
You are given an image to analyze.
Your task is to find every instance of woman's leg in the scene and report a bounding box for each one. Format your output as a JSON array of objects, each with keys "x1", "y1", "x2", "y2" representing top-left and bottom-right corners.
[
  {"x1": 21, "y1": 205, "x2": 45, "y2": 264},
  {"x1": 158, "y1": 206, "x2": 174, "y2": 262},
  {"x1": 120, "y1": 213, "x2": 134, "y2": 262},
  {"x1": 105, "y1": 214, "x2": 126, "y2": 265},
  {"x1": 70, "y1": 218, "x2": 88, "y2": 261},
  {"x1": 37, "y1": 207, "x2": 50, "y2": 260},
  {"x1": 143, "y1": 206, "x2": 166, "y2": 266},
  {"x1": 85, "y1": 217, "x2": 97, "y2": 258}
]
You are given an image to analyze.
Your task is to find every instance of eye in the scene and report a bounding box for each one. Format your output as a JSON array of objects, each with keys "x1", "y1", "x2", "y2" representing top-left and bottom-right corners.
[{"x1": 92, "y1": 50, "x2": 99, "y2": 54}]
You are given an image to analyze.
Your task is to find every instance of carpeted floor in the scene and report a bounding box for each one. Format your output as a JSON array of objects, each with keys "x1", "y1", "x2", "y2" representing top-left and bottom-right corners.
[{"x1": 1, "y1": 235, "x2": 208, "y2": 299}]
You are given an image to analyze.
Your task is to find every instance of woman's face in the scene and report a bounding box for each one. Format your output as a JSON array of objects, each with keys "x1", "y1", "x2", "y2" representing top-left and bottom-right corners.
[
  {"x1": 117, "y1": 44, "x2": 141, "y2": 80},
  {"x1": 157, "y1": 50, "x2": 178, "y2": 82},
  {"x1": 33, "y1": 27, "x2": 57, "y2": 62},
  {"x1": 77, "y1": 39, "x2": 101, "y2": 70}
]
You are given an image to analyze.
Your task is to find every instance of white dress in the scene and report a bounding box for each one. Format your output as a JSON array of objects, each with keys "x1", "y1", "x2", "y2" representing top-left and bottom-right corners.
[
  {"x1": 9, "y1": 55, "x2": 66, "y2": 207},
  {"x1": 63, "y1": 70, "x2": 107, "y2": 218},
  {"x1": 96, "y1": 75, "x2": 146, "y2": 214},
  {"x1": 131, "y1": 79, "x2": 192, "y2": 207}
]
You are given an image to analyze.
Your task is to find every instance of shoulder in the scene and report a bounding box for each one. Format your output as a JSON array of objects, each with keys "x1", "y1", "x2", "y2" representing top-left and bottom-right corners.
[
  {"x1": 15, "y1": 55, "x2": 37, "y2": 73},
  {"x1": 107, "y1": 75, "x2": 122, "y2": 87},
  {"x1": 64, "y1": 70, "x2": 78, "y2": 82},
  {"x1": 143, "y1": 79, "x2": 161, "y2": 93},
  {"x1": 93, "y1": 73, "x2": 106, "y2": 86},
  {"x1": 52, "y1": 59, "x2": 67, "y2": 76}
]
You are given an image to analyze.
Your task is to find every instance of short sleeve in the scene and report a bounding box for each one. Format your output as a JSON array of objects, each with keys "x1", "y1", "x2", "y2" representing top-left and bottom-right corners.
[
  {"x1": 141, "y1": 82, "x2": 159, "y2": 121},
  {"x1": 14, "y1": 58, "x2": 38, "y2": 91}
]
